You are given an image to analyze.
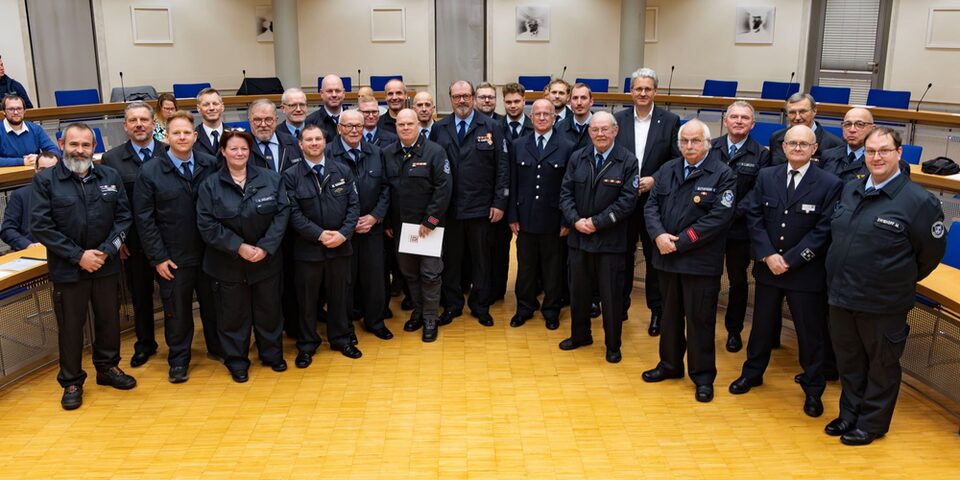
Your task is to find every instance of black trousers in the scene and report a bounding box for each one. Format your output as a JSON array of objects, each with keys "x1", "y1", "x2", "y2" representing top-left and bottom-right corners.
[
  {"x1": 829, "y1": 306, "x2": 910, "y2": 435},
  {"x1": 280, "y1": 239, "x2": 300, "y2": 337},
  {"x1": 296, "y1": 256, "x2": 352, "y2": 352},
  {"x1": 657, "y1": 271, "x2": 720, "y2": 386},
  {"x1": 53, "y1": 275, "x2": 121, "y2": 388},
  {"x1": 742, "y1": 283, "x2": 827, "y2": 396},
  {"x1": 568, "y1": 248, "x2": 624, "y2": 351},
  {"x1": 349, "y1": 229, "x2": 386, "y2": 330},
  {"x1": 490, "y1": 221, "x2": 512, "y2": 301},
  {"x1": 124, "y1": 248, "x2": 157, "y2": 355},
  {"x1": 515, "y1": 231, "x2": 563, "y2": 320},
  {"x1": 625, "y1": 213, "x2": 662, "y2": 316},
  {"x1": 442, "y1": 217, "x2": 494, "y2": 315},
  {"x1": 723, "y1": 239, "x2": 750, "y2": 335},
  {"x1": 157, "y1": 265, "x2": 223, "y2": 367},
  {"x1": 213, "y1": 274, "x2": 284, "y2": 373},
  {"x1": 397, "y1": 251, "x2": 443, "y2": 323},
  {"x1": 383, "y1": 230, "x2": 411, "y2": 304}
]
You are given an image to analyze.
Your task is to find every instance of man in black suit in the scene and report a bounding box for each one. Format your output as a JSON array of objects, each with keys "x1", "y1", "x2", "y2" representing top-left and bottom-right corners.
[
  {"x1": 500, "y1": 82, "x2": 533, "y2": 141},
  {"x1": 544, "y1": 78, "x2": 573, "y2": 124},
  {"x1": 278, "y1": 87, "x2": 309, "y2": 139},
  {"x1": 475, "y1": 81, "x2": 512, "y2": 303},
  {"x1": 614, "y1": 67, "x2": 681, "y2": 334},
  {"x1": 193, "y1": 88, "x2": 225, "y2": 159},
  {"x1": 557, "y1": 82, "x2": 594, "y2": 152},
  {"x1": 378, "y1": 79, "x2": 408, "y2": 135},
  {"x1": 730, "y1": 125, "x2": 842, "y2": 419},
  {"x1": 413, "y1": 91, "x2": 436, "y2": 139},
  {"x1": 475, "y1": 82, "x2": 502, "y2": 121},
  {"x1": 709, "y1": 101, "x2": 771, "y2": 353},
  {"x1": 248, "y1": 99, "x2": 303, "y2": 173},
  {"x1": 508, "y1": 99, "x2": 575, "y2": 330},
  {"x1": 1, "y1": 151, "x2": 57, "y2": 250},
  {"x1": 429, "y1": 80, "x2": 509, "y2": 327},
  {"x1": 304, "y1": 74, "x2": 346, "y2": 142},
  {"x1": 358, "y1": 96, "x2": 398, "y2": 147},
  {"x1": 769, "y1": 93, "x2": 842, "y2": 165},
  {"x1": 101, "y1": 101, "x2": 167, "y2": 368}
]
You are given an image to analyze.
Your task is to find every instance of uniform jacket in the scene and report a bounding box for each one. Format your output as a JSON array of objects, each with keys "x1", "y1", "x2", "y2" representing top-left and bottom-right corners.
[
  {"x1": 559, "y1": 144, "x2": 639, "y2": 253},
  {"x1": 249, "y1": 130, "x2": 303, "y2": 173},
  {"x1": 383, "y1": 137, "x2": 452, "y2": 231},
  {"x1": 377, "y1": 113, "x2": 397, "y2": 136},
  {"x1": 283, "y1": 158, "x2": 359, "y2": 262},
  {"x1": 31, "y1": 162, "x2": 131, "y2": 282},
  {"x1": 644, "y1": 155, "x2": 737, "y2": 276},
  {"x1": 710, "y1": 135, "x2": 771, "y2": 241},
  {"x1": 101, "y1": 140, "x2": 167, "y2": 253},
  {"x1": 556, "y1": 115, "x2": 592, "y2": 152},
  {"x1": 819, "y1": 144, "x2": 911, "y2": 184},
  {"x1": 197, "y1": 164, "x2": 290, "y2": 283},
  {"x1": 133, "y1": 151, "x2": 218, "y2": 267},
  {"x1": 1, "y1": 184, "x2": 34, "y2": 250},
  {"x1": 366, "y1": 128, "x2": 398, "y2": 148},
  {"x1": 429, "y1": 113, "x2": 510, "y2": 219},
  {"x1": 507, "y1": 129, "x2": 575, "y2": 235},
  {"x1": 326, "y1": 139, "x2": 390, "y2": 224},
  {"x1": 769, "y1": 121, "x2": 843, "y2": 165},
  {"x1": 193, "y1": 124, "x2": 222, "y2": 159},
  {"x1": 746, "y1": 163, "x2": 842, "y2": 291},
  {"x1": 304, "y1": 107, "x2": 340, "y2": 143},
  {"x1": 826, "y1": 173, "x2": 946, "y2": 313}
]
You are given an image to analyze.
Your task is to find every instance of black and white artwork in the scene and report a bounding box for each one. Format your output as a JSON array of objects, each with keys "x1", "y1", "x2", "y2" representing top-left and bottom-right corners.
[
  {"x1": 256, "y1": 6, "x2": 273, "y2": 43},
  {"x1": 735, "y1": 6, "x2": 775, "y2": 44},
  {"x1": 516, "y1": 6, "x2": 550, "y2": 42}
]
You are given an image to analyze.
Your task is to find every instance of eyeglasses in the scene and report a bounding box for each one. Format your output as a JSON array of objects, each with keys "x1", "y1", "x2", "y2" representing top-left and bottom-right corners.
[
  {"x1": 864, "y1": 148, "x2": 898, "y2": 158},
  {"x1": 784, "y1": 141, "x2": 815, "y2": 150},
  {"x1": 451, "y1": 94, "x2": 473, "y2": 101},
  {"x1": 340, "y1": 123, "x2": 363, "y2": 131},
  {"x1": 786, "y1": 108, "x2": 812, "y2": 116},
  {"x1": 359, "y1": 110, "x2": 379, "y2": 116},
  {"x1": 632, "y1": 87, "x2": 655, "y2": 94},
  {"x1": 4, "y1": 107, "x2": 23, "y2": 113},
  {"x1": 476, "y1": 95, "x2": 496, "y2": 101},
  {"x1": 680, "y1": 138, "x2": 705, "y2": 145},
  {"x1": 841, "y1": 121, "x2": 874, "y2": 129},
  {"x1": 283, "y1": 102, "x2": 307, "y2": 110},
  {"x1": 251, "y1": 118, "x2": 275, "y2": 125},
  {"x1": 589, "y1": 126, "x2": 614, "y2": 134}
]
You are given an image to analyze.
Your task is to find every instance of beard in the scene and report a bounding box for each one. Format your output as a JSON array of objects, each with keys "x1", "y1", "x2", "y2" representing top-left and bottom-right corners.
[{"x1": 63, "y1": 151, "x2": 92, "y2": 174}]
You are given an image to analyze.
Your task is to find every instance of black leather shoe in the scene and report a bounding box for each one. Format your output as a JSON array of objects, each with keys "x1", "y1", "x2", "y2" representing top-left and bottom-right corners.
[
  {"x1": 384, "y1": 308, "x2": 394, "y2": 319},
  {"x1": 439, "y1": 310, "x2": 462, "y2": 326},
  {"x1": 168, "y1": 366, "x2": 189, "y2": 384},
  {"x1": 477, "y1": 313, "x2": 494, "y2": 327},
  {"x1": 340, "y1": 344, "x2": 363, "y2": 359},
  {"x1": 230, "y1": 370, "x2": 249, "y2": 383},
  {"x1": 841, "y1": 428, "x2": 884, "y2": 446},
  {"x1": 61, "y1": 385, "x2": 83, "y2": 410},
  {"x1": 726, "y1": 332, "x2": 743, "y2": 353},
  {"x1": 422, "y1": 321, "x2": 438, "y2": 343},
  {"x1": 130, "y1": 351, "x2": 154, "y2": 368},
  {"x1": 401, "y1": 297, "x2": 415, "y2": 311},
  {"x1": 559, "y1": 337, "x2": 593, "y2": 351},
  {"x1": 404, "y1": 316, "x2": 423, "y2": 332},
  {"x1": 728, "y1": 376, "x2": 762, "y2": 394},
  {"x1": 804, "y1": 395, "x2": 824, "y2": 418},
  {"x1": 648, "y1": 313, "x2": 661, "y2": 337},
  {"x1": 590, "y1": 302, "x2": 601, "y2": 318},
  {"x1": 509, "y1": 313, "x2": 531, "y2": 328},
  {"x1": 605, "y1": 349, "x2": 622, "y2": 363},
  {"x1": 96, "y1": 367, "x2": 137, "y2": 390},
  {"x1": 824, "y1": 417, "x2": 856, "y2": 436},
  {"x1": 365, "y1": 325, "x2": 394, "y2": 340},
  {"x1": 270, "y1": 360, "x2": 288, "y2": 372},
  {"x1": 545, "y1": 317, "x2": 560, "y2": 330},
  {"x1": 295, "y1": 352, "x2": 313, "y2": 369},
  {"x1": 350, "y1": 333, "x2": 359, "y2": 345},
  {"x1": 641, "y1": 367, "x2": 684, "y2": 383},
  {"x1": 695, "y1": 385, "x2": 714, "y2": 403}
]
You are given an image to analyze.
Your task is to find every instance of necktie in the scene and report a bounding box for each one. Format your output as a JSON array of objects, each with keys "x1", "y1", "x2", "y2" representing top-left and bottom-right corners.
[
  {"x1": 509, "y1": 121, "x2": 520, "y2": 139},
  {"x1": 864, "y1": 185, "x2": 876, "y2": 194},
  {"x1": 211, "y1": 130, "x2": 219, "y2": 148},
  {"x1": 457, "y1": 120, "x2": 466, "y2": 143},
  {"x1": 366, "y1": 133, "x2": 374, "y2": 143},
  {"x1": 260, "y1": 140, "x2": 276, "y2": 171},
  {"x1": 595, "y1": 153, "x2": 604, "y2": 172},
  {"x1": 402, "y1": 147, "x2": 413, "y2": 157},
  {"x1": 420, "y1": 129, "x2": 428, "y2": 138},
  {"x1": 313, "y1": 163, "x2": 324, "y2": 179},
  {"x1": 140, "y1": 148, "x2": 151, "y2": 162},
  {"x1": 294, "y1": 128, "x2": 300, "y2": 139},
  {"x1": 847, "y1": 151, "x2": 858, "y2": 165},
  {"x1": 349, "y1": 148, "x2": 361, "y2": 163},
  {"x1": 181, "y1": 162, "x2": 192, "y2": 181},
  {"x1": 728, "y1": 144, "x2": 738, "y2": 158},
  {"x1": 332, "y1": 115, "x2": 339, "y2": 125},
  {"x1": 577, "y1": 123, "x2": 585, "y2": 135},
  {"x1": 684, "y1": 165, "x2": 698, "y2": 180},
  {"x1": 787, "y1": 169, "x2": 799, "y2": 201},
  {"x1": 537, "y1": 135, "x2": 545, "y2": 156}
]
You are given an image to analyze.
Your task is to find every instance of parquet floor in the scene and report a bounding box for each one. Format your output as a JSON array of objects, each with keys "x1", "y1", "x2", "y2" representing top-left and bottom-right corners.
[{"x1": 1, "y1": 266, "x2": 958, "y2": 479}]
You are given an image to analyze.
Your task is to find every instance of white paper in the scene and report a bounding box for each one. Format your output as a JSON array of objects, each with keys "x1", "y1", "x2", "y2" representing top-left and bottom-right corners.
[
  {"x1": 397, "y1": 223, "x2": 444, "y2": 258},
  {"x1": 0, "y1": 257, "x2": 45, "y2": 272}
]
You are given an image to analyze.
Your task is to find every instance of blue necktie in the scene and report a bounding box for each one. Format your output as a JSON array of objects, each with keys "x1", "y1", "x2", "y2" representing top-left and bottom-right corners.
[
  {"x1": 684, "y1": 165, "x2": 697, "y2": 180},
  {"x1": 537, "y1": 136, "x2": 545, "y2": 156},
  {"x1": 313, "y1": 163, "x2": 324, "y2": 179},
  {"x1": 366, "y1": 133, "x2": 374, "y2": 143},
  {"x1": 728, "y1": 144, "x2": 738, "y2": 157},
  {"x1": 457, "y1": 120, "x2": 466, "y2": 143},
  {"x1": 349, "y1": 148, "x2": 361, "y2": 163},
  {"x1": 140, "y1": 148, "x2": 151, "y2": 162},
  {"x1": 260, "y1": 141, "x2": 276, "y2": 171},
  {"x1": 181, "y1": 161, "x2": 192, "y2": 181},
  {"x1": 210, "y1": 130, "x2": 219, "y2": 148},
  {"x1": 595, "y1": 153, "x2": 604, "y2": 172}
]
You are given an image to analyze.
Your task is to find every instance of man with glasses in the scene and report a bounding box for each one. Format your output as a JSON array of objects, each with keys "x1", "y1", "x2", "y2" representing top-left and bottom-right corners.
[
  {"x1": 769, "y1": 93, "x2": 842, "y2": 165},
  {"x1": 378, "y1": 79, "x2": 408, "y2": 135},
  {"x1": 0, "y1": 94, "x2": 58, "y2": 167},
  {"x1": 821, "y1": 107, "x2": 910, "y2": 184},
  {"x1": 824, "y1": 127, "x2": 945, "y2": 445},
  {"x1": 430, "y1": 80, "x2": 509, "y2": 327},
  {"x1": 1, "y1": 150, "x2": 57, "y2": 250},
  {"x1": 474, "y1": 81, "x2": 511, "y2": 303},
  {"x1": 475, "y1": 82, "x2": 502, "y2": 121},
  {"x1": 358, "y1": 96, "x2": 398, "y2": 147},
  {"x1": 729, "y1": 125, "x2": 842, "y2": 420},
  {"x1": 193, "y1": 88, "x2": 225, "y2": 158},
  {"x1": 641, "y1": 119, "x2": 736, "y2": 403},
  {"x1": 305, "y1": 75, "x2": 346, "y2": 142},
  {"x1": 278, "y1": 87, "x2": 309, "y2": 139},
  {"x1": 248, "y1": 99, "x2": 302, "y2": 173}
]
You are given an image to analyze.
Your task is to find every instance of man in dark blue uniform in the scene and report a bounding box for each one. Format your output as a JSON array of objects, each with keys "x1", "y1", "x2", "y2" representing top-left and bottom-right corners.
[
  {"x1": 358, "y1": 96, "x2": 398, "y2": 148},
  {"x1": 558, "y1": 111, "x2": 638, "y2": 363},
  {"x1": 824, "y1": 127, "x2": 946, "y2": 446},
  {"x1": 556, "y1": 83, "x2": 594, "y2": 152},
  {"x1": 641, "y1": 119, "x2": 737, "y2": 402},
  {"x1": 730, "y1": 125, "x2": 842, "y2": 419},
  {"x1": 820, "y1": 107, "x2": 911, "y2": 184},
  {"x1": 248, "y1": 99, "x2": 303, "y2": 173},
  {"x1": 305, "y1": 74, "x2": 346, "y2": 143},
  {"x1": 768, "y1": 93, "x2": 842, "y2": 166},
  {"x1": 500, "y1": 83, "x2": 533, "y2": 141},
  {"x1": 31, "y1": 123, "x2": 136, "y2": 410},
  {"x1": 508, "y1": 99, "x2": 575, "y2": 330}
]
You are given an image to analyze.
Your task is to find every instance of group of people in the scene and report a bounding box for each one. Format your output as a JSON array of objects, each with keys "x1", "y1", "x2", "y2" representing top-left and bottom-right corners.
[{"x1": 0, "y1": 68, "x2": 946, "y2": 447}]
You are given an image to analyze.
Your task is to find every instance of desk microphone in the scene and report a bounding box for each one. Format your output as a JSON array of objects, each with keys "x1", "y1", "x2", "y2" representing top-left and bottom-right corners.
[
  {"x1": 560, "y1": 65, "x2": 567, "y2": 80},
  {"x1": 787, "y1": 71, "x2": 795, "y2": 100},
  {"x1": 916, "y1": 83, "x2": 933, "y2": 112},
  {"x1": 119, "y1": 71, "x2": 127, "y2": 102},
  {"x1": 358, "y1": 69, "x2": 362, "y2": 87},
  {"x1": 667, "y1": 65, "x2": 675, "y2": 96}
]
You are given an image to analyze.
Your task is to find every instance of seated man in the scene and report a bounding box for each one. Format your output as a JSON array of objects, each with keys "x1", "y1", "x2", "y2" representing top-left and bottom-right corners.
[
  {"x1": 0, "y1": 94, "x2": 59, "y2": 166},
  {"x1": 1, "y1": 151, "x2": 58, "y2": 250}
]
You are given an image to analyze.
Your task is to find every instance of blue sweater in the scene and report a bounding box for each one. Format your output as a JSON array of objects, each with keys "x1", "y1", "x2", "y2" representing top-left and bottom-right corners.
[{"x1": 0, "y1": 121, "x2": 61, "y2": 166}]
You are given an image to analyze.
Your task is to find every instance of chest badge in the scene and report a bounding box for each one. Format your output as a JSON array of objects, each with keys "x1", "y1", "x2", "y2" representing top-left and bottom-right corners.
[{"x1": 693, "y1": 195, "x2": 701, "y2": 204}]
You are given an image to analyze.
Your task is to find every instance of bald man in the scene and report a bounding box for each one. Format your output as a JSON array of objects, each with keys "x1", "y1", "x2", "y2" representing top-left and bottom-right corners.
[
  {"x1": 820, "y1": 107, "x2": 911, "y2": 184},
  {"x1": 305, "y1": 74, "x2": 346, "y2": 142},
  {"x1": 378, "y1": 79, "x2": 408, "y2": 135},
  {"x1": 413, "y1": 91, "x2": 436, "y2": 138}
]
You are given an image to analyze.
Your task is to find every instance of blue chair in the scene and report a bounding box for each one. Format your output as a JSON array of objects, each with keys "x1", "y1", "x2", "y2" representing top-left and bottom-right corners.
[
  {"x1": 318, "y1": 76, "x2": 352, "y2": 92},
  {"x1": 702, "y1": 80, "x2": 738, "y2": 97},
  {"x1": 54, "y1": 89, "x2": 100, "y2": 107},
  {"x1": 172, "y1": 82, "x2": 212, "y2": 99},
  {"x1": 901, "y1": 144, "x2": 923, "y2": 165},
  {"x1": 809, "y1": 85, "x2": 850, "y2": 105},
  {"x1": 574, "y1": 78, "x2": 609, "y2": 93},
  {"x1": 623, "y1": 77, "x2": 631, "y2": 93},
  {"x1": 370, "y1": 75, "x2": 403, "y2": 92},
  {"x1": 56, "y1": 127, "x2": 106, "y2": 153},
  {"x1": 823, "y1": 125, "x2": 843, "y2": 139},
  {"x1": 943, "y1": 220, "x2": 960, "y2": 269},
  {"x1": 760, "y1": 81, "x2": 800, "y2": 101},
  {"x1": 751, "y1": 122, "x2": 784, "y2": 148},
  {"x1": 518, "y1": 75, "x2": 550, "y2": 92},
  {"x1": 867, "y1": 89, "x2": 910, "y2": 109},
  {"x1": 224, "y1": 121, "x2": 251, "y2": 132}
]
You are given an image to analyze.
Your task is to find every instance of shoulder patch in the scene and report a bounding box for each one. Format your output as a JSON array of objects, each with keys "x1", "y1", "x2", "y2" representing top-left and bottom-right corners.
[
  {"x1": 720, "y1": 190, "x2": 734, "y2": 208},
  {"x1": 800, "y1": 248, "x2": 815, "y2": 261},
  {"x1": 632, "y1": 174, "x2": 640, "y2": 190},
  {"x1": 932, "y1": 221, "x2": 946, "y2": 239},
  {"x1": 443, "y1": 159, "x2": 451, "y2": 175}
]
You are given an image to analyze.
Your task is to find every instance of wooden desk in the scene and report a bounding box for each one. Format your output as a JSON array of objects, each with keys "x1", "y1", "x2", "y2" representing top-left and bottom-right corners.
[
  {"x1": 0, "y1": 245, "x2": 47, "y2": 291},
  {"x1": 917, "y1": 264, "x2": 960, "y2": 314},
  {"x1": 910, "y1": 165, "x2": 960, "y2": 195},
  {"x1": 0, "y1": 166, "x2": 36, "y2": 190}
]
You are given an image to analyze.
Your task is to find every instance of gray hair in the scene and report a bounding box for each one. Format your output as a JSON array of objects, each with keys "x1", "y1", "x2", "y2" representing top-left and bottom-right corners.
[
  {"x1": 281, "y1": 87, "x2": 306, "y2": 105},
  {"x1": 591, "y1": 110, "x2": 618, "y2": 127},
  {"x1": 787, "y1": 92, "x2": 817, "y2": 109},
  {"x1": 725, "y1": 100, "x2": 755, "y2": 117},
  {"x1": 677, "y1": 119, "x2": 711, "y2": 147},
  {"x1": 247, "y1": 98, "x2": 277, "y2": 116},
  {"x1": 630, "y1": 67, "x2": 659, "y2": 89},
  {"x1": 125, "y1": 100, "x2": 154, "y2": 117}
]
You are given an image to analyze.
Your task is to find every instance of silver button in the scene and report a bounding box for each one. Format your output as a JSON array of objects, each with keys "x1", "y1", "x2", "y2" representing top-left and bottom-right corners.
[
  {"x1": 537, "y1": 165, "x2": 542, "y2": 169},
  {"x1": 784, "y1": 210, "x2": 789, "y2": 214},
  {"x1": 778, "y1": 249, "x2": 783, "y2": 253},
  {"x1": 535, "y1": 185, "x2": 540, "y2": 189},
  {"x1": 779, "y1": 236, "x2": 784, "y2": 241},
  {"x1": 535, "y1": 195, "x2": 539, "y2": 200},
  {"x1": 781, "y1": 223, "x2": 786, "y2": 228},
  {"x1": 536, "y1": 175, "x2": 541, "y2": 179}
]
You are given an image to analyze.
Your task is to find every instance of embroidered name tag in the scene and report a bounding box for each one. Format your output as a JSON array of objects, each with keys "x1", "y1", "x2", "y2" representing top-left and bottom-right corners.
[
  {"x1": 801, "y1": 204, "x2": 816, "y2": 213},
  {"x1": 256, "y1": 195, "x2": 275, "y2": 203},
  {"x1": 99, "y1": 184, "x2": 118, "y2": 193},
  {"x1": 694, "y1": 186, "x2": 716, "y2": 192},
  {"x1": 411, "y1": 162, "x2": 428, "y2": 167}
]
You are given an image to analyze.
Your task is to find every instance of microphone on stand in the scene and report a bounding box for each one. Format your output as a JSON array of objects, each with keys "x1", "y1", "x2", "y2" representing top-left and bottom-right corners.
[
  {"x1": 560, "y1": 66, "x2": 567, "y2": 79},
  {"x1": 667, "y1": 65, "x2": 675, "y2": 96},
  {"x1": 916, "y1": 82, "x2": 933, "y2": 112},
  {"x1": 786, "y1": 71, "x2": 795, "y2": 100},
  {"x1": 119, "y1": 71, "x2": 127, "y2": 102}
]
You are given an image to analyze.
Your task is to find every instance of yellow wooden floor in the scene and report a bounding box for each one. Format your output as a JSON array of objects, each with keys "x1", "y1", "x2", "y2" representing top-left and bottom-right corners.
[{"x1": 1, "y1": 275, "x2": 958, "y2": 479}]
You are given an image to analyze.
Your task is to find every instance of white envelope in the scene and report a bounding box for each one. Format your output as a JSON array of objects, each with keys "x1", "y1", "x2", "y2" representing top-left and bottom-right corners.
[{"x1": 397, "y1": 223, "x2": 445, "y2": 258}]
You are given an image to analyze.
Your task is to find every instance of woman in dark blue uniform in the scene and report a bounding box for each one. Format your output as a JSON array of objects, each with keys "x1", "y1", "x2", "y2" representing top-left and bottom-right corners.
[{"x1": 196, "y1": 129, "x2": 290, "y2": 382}]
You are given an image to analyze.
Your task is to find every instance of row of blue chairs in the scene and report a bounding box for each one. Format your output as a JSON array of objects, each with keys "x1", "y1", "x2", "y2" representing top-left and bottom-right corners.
[{"x1": 748, "y1": 120, "x2": 923, "y2": 164}]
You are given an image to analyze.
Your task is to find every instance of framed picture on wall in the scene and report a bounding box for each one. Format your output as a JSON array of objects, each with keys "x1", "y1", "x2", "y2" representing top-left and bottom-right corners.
[
  {"x1": 516, "y1": 6, "x2": 550, "y2": 42},
  {"x1": 735, "y1": 6, "x2": 775, "y2": 44},
  {"x1": 256, "y1": 6, "x2": 273, "y2": 43}
]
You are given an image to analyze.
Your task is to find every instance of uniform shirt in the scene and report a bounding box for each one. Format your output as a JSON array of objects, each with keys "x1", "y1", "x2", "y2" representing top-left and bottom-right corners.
[
  {"x1": 201, "y1": 124, "x2": 223, "y2": 149},
  {"x1": 726, "y1": 135, "x2": 747, "y2": 153},
  {"x1": 131, "y1": 140, "x2": 157, "y2": 162},
  {"x1": 633, "y1": 105, "x2": 654, "y2": 167},
  {"x1": 534, "y1": 129, "x2": 553, "y2": 148},
  {"x1": 256, "y1": 134, "x2": 281, "y2": 171},
  {"x1": 283, "y1": 122, "x2": 303, "y2": 138},
  {"x1": 866, "y1": 171, "x2": 900, "y2": 191},
  {"x1": 572, "y1": 113, "x2": 592, "y2": 134},
  {"x1": 166, "y1": 150, "x2": 195, "y2": 175}
]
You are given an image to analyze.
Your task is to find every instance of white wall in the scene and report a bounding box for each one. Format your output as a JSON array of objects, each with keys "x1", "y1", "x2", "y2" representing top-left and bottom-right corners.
[
  {"x1": 0, "y1": 0, "x2": 34, "y2": 101},
  {"x1": 886, "y1": 0, "x2": 960, "y2": 106}
]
